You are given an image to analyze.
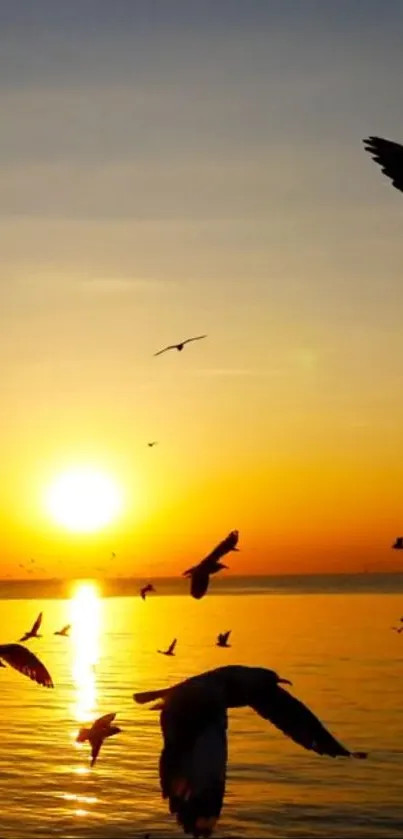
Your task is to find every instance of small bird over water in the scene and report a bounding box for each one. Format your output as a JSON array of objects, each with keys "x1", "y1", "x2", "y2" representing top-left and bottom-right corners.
[
  {"x1": 54, "y1": 624, "x2": 71, "y2": 637},
  {"x1": 154, "y1": 335, "x2": 207, "y2": 356},
  {"x1": 0, "y1": 643, "x2": 53, "y2": 687},
  {"x1": 216, "y1": 631, "x2": 231, "y2": 648},
  {"x1": 158, "y1": 638, "x2": 177, "y2": 657},
  {"x1": 363, "y1": 136, "x2": 403, "y2": 193},
  {"x1": 392, "y1": 537, "x2": 403, "y2": 550},
  {"x1": 183, "y1": 529, "x2": 239, "y2": 600},
  {"x1": 133, "y1": 665, "x2": 367, "y2": 838},
  {"x1": 76, "y1": 712, "x2": 121, "y2": 767},
  {"x1": 147, "y1": 441, "x2": 158, "y2": 447},
  {"x1": 19, "y1": 612, "x2": 43, "y2": 642},
  {"x1": 140, "y1": 583, "x2": 156, "y2": 600}
]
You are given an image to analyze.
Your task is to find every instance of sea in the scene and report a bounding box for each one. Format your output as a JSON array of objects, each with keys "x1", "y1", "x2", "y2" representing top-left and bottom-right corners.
[{"x1": 0, "y1": 572, "x2": 402, "y2": 838}]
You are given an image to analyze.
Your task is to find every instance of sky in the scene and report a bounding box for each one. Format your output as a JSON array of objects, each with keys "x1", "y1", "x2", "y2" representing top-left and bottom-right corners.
[{"x1": 1, "y1": 0, "x2": 403, "y2": 578}]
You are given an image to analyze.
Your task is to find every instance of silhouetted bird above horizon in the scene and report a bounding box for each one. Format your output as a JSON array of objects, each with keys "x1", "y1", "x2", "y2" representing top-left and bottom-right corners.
[
  {"x1": 363, "y1": 136, "x2": 403, "y2": 193},
  {"x1": 0, "y1": 643, "x2": 53, "y2": 687},
  {"x1": 392, "y1": 626, "x2": 403, "y2": 633},
  {"x1": 141, "y1": 583, "x2": 156, "y2": 600},
  {"x1": 133, "y1": 665, "x2": 367, "y2": 838},
  {"x1": 216, "y1": 631, "x2": 231, "y2": 648},
  {"x1": 54, "y1": 624, "x2": 71, "y2": 637},
  {"x1": 158, "y1": 638, "x2": 177, "y2": 657},
  {"x1": 148, "y1": 441, "x2": 158, "y2": 447},
  {"x1": 19, "y1": 611, "x2": 43, "y2": 642},
  {"x1": 76, "y1": 712, "x2": 121, "y2": 767},
  {"x1": 392, "y1": 537, "x2": 403, "y2": 550},
  {"x1": 183, "y1": 530, "x2": 239, "y2": 600},
  {"x1": 154, "y1": 335, "x2": 207, "y2": 357}
]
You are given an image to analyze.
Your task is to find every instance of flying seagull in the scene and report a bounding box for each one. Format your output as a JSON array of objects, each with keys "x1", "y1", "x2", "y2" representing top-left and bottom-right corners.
[
  {"x1": 19, "y1": 611, "x2": 43, "y2": 642},
  {"x1": 363, "y1": 136, "x2": 403, "y2": 193},
  {"x1": 216, "y1": 631, "x2": 231, "y2": 648},
  {"x1": 140, "y1": 583, "x2": 156, "y2": 601},
  {"x1": 147, "y1": 441, "x2": 158, "y2": 447},
  {"x1": 154, "y1": 336, "x2": 207, "y2": 357},
  {"x1": 392, "y1": 537, "x2": 403, "y2": 550},
  {"x1": 54, "y1": 624, "x2": 71, "y2": 637},
  {"x1": 0, "y1": 643, "x2": 53, "y2": 687},
  {"x1": 133, "y1": 665, "x2": 367, "y2": 838},
  {"x1": 183, "y1": 530, "x2": 239, "y2": 600},
  {"x1": 158, "y1": 639, "x2": 177, "y2": 657},
  {"x1": 76, "y1": 712, "x2": 121, "y2": 767}
]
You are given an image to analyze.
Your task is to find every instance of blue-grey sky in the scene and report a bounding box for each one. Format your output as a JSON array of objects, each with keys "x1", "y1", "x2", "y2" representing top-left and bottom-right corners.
[{"x1": 1, "y1": 1, "x2": 403, "y2": 575}]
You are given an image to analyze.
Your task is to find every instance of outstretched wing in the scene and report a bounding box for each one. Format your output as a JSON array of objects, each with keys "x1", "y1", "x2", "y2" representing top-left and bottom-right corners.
[
  {"x1": 159, "y1": 686, "x2": 227, "y2": 837},
  {"x1": 90, "y1": 738, "x2": 102, "y2": 767},
  {"x1": 0, "y1": 643, "x2": 53, "y2": 687},
  {"x1": 31, "y1": 612, "x2": 43, "y2": 635},
  {"x1": 250, "y1": 685, "x2": 367, "y2": 758},
  {"x1": 203, "y1": 530, "x2": 239, "y2": 564},
  {"x1": 183, "y1": 335, "x2": 207, "y2": 345},
  {"x1": 222, "y1": 631, "x2": 231, "y2": 644},
  {"x1": 363, "y1": 136, "x2": 403, "y2": 193},
  {"x1": 92, "y1": 712, "x2": 116, "y2": 734},
  {"x1": 154, "y1": 345, "x2": 176, "y2": 356},
  {"x1": 168, "y1": 639, "x2": 177, "y2": 655}
]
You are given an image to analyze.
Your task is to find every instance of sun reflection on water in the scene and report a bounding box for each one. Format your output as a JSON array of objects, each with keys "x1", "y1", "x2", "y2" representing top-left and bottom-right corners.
[{"x1": 69, "y1": 581, "x2": 101, "y2": 724}]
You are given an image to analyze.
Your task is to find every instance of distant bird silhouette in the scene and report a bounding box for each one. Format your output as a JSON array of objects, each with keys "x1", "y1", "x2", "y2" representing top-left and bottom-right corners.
[
  {"x1": 54, "y1": 624, "x2": 71, "y2": 637},
  {"x1": 216, "y1": 631, "x2": 231, "y2": 648},
  {"x1": 134, "y1": 665, "x2": 367, "y2": 838},
  {"x1": 183, "y1": 530, "x2": 239, "y2": 600},
  {"x1": 19, "y1": 611, "x2": 43, "y2": 642},
  {"x1": 154, "y1": 336, "x2": 207, "y2": 356},
  {"x1": 363, "y1": 136, "x2": 403, "y2": 193},
  {"x1": 140, "y1": 583, "x2": 156, "y2": 600},
  {"x1": 392, "y1": 537, "x2": 403, "y2": 550},
  {"x1": 392, "y1": 626, "x2": 403, "y2": 633},
  {"x1": 0, "y1": 643, "x2": 53, "y2": 687},
  {"x1": 76, "y1": 712, "x2": 121, "y2": 767},
  {"x1": 158, "y1": 639, "x2": 177, "y2": 657},
  {"x1": 148, "y1": 441, "x2": 158, "y2": 447}
]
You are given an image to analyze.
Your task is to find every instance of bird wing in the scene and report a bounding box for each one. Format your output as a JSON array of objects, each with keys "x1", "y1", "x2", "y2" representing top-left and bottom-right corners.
[
  {"x1": 90, "y1": 737, "x2": 102, "y2": 767},
  {"x1": 222, "y1": 631, "x2": 231, "y2": 644},
  {"x1": 31, "y1": 612, "x2": 43, "y2": 635},
  {"x1": 250, "y1": 685, "x2": 367, "y2": 758},
  {"x1": 159, "y1": 685, "x2": 227, "y2": 837},
  {"x1": 62, "y1": 624, "x2": 71, "y2": 634},
  {"x1": 190, "y1": 567, "x2": 210, "y2": 600},
  {"x1": 18, "y1": 632, "x2": 30, "y2": 642},
  {"x1": 92, "y1": 712, "x2": 116, "y2": 734},
  {"x1": 0, "y1": 643, "x2": 53, "y2": 687},
  {"x1": 154, "y1": 345, "x2": 176, "y2": 356},
  {"x1": 168, "y1": 639, "x2": 177, "y2": 655},
  {"x1": 203, "y1": 530, "x2": 239, "y2": 564},
  {"x1": 363, "y1": 136, "x2": 403, "y2": 193},
  {"x1": 133, "y1": 687, "x2": 170, "y2": 705},
  {"x1": 183, "y1": 335, "x2": 207, "y2": 345}
]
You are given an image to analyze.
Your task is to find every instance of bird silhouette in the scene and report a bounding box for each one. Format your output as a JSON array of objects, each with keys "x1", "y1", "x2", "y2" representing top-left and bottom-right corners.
[
  {"x1": 363, "y1": 136, "x2": 403, "y2": 193},
  {"x1": 391, "y1": 626, "x2": 403, "y2": 634},
  {"x1": 54, "y1": 624, "x2": 71, "y2": 637},
  {"x1": 140, "y1": 583, "x2": 156, "y2": 600},
  {"x1": 216, "y1": 631, "x2": 231, "y2": 648},
  {"x1": 183, "y1": 530, "x2": 239, "y2": 600},
  {"x1": 76, "y1": 712, "x2": 121, "y2": 767},
  {"x1": 0, "y1": 643, "x2": 53, "y2": 687},
  {"x1": 19, "y1": 612, "x2": 43, "y2": 642},
  {"x1": 154, "y1": 336, "x2": 207, "y2": 356},
  {"x1": 147, "y1": 441, "x2": 158, "y2": 447},
  {"x1": 133, "y1": 665, "x2": 367, "y2": 838},
  {"x1": 158, "y1": 639, "x2": 177, "y2": 657},
  {"x1": 392, "y1": 537, "x2": 403, "y2": 550}
]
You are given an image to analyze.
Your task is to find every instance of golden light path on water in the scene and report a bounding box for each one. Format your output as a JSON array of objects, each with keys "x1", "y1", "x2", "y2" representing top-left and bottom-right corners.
[{"x1": 67, "y1": 581, "x2": 102, "y2": 817}]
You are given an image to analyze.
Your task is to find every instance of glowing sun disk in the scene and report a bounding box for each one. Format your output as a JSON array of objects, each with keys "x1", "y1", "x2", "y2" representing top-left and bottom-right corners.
[{"x1": 45, "y1": 467, "x2": 122, "y2": 533}]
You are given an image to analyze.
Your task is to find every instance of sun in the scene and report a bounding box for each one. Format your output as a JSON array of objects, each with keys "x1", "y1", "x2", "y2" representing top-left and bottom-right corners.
[{"x1": 45, "y1": 467, "x2": 122, "y2": 533}]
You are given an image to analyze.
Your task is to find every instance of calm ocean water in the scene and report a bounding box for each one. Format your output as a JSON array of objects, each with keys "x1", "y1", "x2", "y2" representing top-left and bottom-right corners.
[{"x1": 0, "y1": 574, "x2": 403, "y2": 838}]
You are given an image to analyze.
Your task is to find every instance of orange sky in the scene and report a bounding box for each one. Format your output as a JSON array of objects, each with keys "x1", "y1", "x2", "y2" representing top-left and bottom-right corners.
[{"x1": 1, "y1": 3, "x2": 403, "y2": 578}]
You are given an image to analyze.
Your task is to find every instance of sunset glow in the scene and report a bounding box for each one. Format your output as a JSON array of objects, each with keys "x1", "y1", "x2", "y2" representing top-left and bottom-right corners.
[{"x1": 45, "y1": 468, "x2": 122, "y2": 534}]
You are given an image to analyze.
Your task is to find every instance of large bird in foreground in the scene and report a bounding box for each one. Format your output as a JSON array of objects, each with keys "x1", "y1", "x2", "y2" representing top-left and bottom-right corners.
[
  {"x1": 363, "y1": 136, "x2": 403, "y2": 193},
  {"x1": 19, "y1": 611, "x2": 43, "y2": 642},
  {"x1": 0, "y1": 643, "x2": 53, "y2": 687},
  {"x1": 154, "y1": 336, "x2": 207, "y2": 356},
  {"x1": 133, "y1": 665, "x2": 367, "y2": 838},
  {"x1": 76, "y1": 712, "x2": 121, "y2": 767},
  {"x1": 183, "y1": 530, "x2": 239, "y2": 600}
]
